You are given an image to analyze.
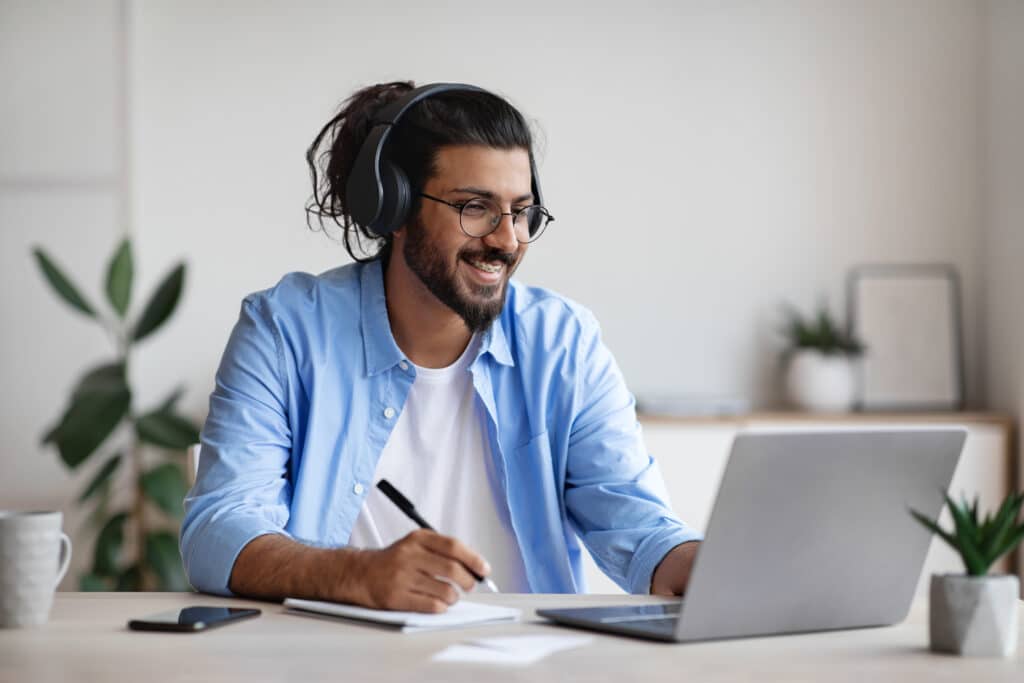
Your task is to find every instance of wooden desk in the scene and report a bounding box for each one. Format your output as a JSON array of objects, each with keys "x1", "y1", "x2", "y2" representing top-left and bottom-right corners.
[{"x1": 2, "y1": 593, "x2": 1021, "y2": 682}]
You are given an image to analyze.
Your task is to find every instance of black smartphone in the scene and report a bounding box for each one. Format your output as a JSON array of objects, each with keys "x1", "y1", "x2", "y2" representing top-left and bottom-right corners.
[{"x1": 128, "y1": 606, "x2": 261, "y2": 632}]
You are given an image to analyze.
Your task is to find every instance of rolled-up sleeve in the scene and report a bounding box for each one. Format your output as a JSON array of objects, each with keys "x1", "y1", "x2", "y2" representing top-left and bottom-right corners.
[
  {"x1": 563, "y1": 311, "x2": 702, "y2": 594},
  {"x1": 180, "y1": 296, "x2": 293, "y2": 595}
]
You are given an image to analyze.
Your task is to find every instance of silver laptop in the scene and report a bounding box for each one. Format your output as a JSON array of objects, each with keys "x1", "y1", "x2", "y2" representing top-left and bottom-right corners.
[{"x1": 538, "y1": 428, "x2": 966, "y2": 642}]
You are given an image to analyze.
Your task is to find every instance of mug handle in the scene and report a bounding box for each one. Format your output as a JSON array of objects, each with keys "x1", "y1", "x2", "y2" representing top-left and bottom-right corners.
[{"x1": 54, "y1": 532, "x2": 72, "y2": 588}]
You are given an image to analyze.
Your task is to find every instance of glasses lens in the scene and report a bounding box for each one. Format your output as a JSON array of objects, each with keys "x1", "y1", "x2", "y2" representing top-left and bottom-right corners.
[
  {"x1": 459, "y1": 199, "x2": 496, "y2": 238},
  {"x1": 517, "y1": 206, "x2": 549, "y2": 242}
]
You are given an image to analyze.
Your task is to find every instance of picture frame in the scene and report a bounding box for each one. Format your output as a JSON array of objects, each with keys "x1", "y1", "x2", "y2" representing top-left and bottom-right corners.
[{"x1": 847, "y1": 264, "x2": 964, "y2": 411}]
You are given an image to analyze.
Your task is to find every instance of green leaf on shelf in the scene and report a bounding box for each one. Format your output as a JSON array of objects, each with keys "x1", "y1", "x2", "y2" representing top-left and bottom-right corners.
[
  {"x1": 32, "y1": 247, "x2": 97, "y2": 318},
  {"x1": 77, "y1": 453, "x2": 122, "y2": 503},
  {"x1": 132, "y1": 263, "x2": 185, "y2": 342},
  {"x1": 140, "y1": 463, "x2": 188, "y2": 518},
  {"x1": 93, "y1": 512, "x2": 128, "y2": 576},
  {"x1": 145, "y1": 530, "x2": 190, "y2": 591},
  {"x1": 105, "y1": 238, "x2": 133, "y2": 318},
  {"x1": 43, "y1": 363, "x2": 131, "y2": 469},
  {"x1": 135, "y1": 408, "x2": 200, "y2": 450},
  {"x1": 79, "y1": 572, "x2": 111, "y2": 592}
]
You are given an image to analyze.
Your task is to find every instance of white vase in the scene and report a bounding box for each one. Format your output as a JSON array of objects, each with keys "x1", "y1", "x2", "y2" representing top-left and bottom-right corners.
[
  {"x1": 783, "y1": 350, "x2": 857, "y2": 412},
  {"x1": 929, "y1": 574, "x2": 1020, "y2": 657}
]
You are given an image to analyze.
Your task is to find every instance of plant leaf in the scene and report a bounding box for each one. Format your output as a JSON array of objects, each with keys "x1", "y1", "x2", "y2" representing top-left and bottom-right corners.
[
  {"x1": 140, "y1": 463, "x2": 188, "y2": 518},
  {"x1": 909, "y1": 508, "x2": 959, "y2": 551},
  {"x1": 135, "y1": 408, "x2": 200, "y2": 450},
  {"x1": 43, "y1": 365, "x2": 131, "y2": 469},
  {"x1": 980, "y1": 492, "x2": 1022, "y2": 563},
  {"x1": 32, "y1": 247, "x2": 96, "y2": 318},
  {"x1": 104, "y1": 238, "x2": 133, "y2": 318},
  {"x1": 944, "y1": 493, "x2": 990, "y2": 574},
  {"x1": 145, "y1": 530, "x2": 190, "y2": 591},
  {"x1": 72, "y1": 362, "x2": 128, "y2": 397},
  {"x1": 77, "y1": 453, "x2": 122, "y2": 503},
  {"x1": 79, "y1": 572, "x2": 111, "y2": 591},
  {"x1": 993, "y1": 526, "x2": 1024, "y2": 563},
  {"x1": 158, "y1": 385, "x2": 185, "y2": 412},
  {"x1": 132, "y1": 263, "x2": 185, "y2": 342},
  {"x1": 93, "y1": 512, "x2": 128, "y2": 576},
  {"x1": 116, "y1": 564, "x2": 143, "y2": 591}
]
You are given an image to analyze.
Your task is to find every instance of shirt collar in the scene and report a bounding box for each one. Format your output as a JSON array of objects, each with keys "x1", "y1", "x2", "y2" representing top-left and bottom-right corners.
[
  {"x1": 360, "y1": 260, "x2": 405, "y2": 376},
  {"x1": 359, "y1": 259, "x2": 516, "y2": 374}
]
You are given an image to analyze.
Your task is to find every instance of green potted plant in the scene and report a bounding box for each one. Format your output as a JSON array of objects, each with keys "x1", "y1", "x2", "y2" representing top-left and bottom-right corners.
[
  {"x1": 33, "y1": 238, "x2": 200, "y2": 591},
  {"x1": 910, "y1": 491, "x2": 1023, "y2": 657},
  {"x1": 780, "y1": 302, "x2": 864, "y2": 412}
]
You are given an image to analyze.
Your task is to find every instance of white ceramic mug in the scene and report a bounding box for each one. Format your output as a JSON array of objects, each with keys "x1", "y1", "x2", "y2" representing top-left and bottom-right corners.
[{"x1": 0, "y1": 510, "x2": 72, "y2": 628}]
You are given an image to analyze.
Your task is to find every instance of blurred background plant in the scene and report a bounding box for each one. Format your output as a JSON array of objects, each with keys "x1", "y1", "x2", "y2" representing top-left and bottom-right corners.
[
  {"x1": 33, "y1": 239, "x2": 199, "y2": 591},
  {"x1": 780, "y1": 301, "x2": 865, "y2": 359},
  {"x1": 778, "y1": 300, "x2": 865, "y2": 412}
]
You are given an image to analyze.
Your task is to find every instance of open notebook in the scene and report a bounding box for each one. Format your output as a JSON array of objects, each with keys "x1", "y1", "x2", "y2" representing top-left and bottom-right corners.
[{"x1": 283, "y1": 598, "x2": 521, "y2": 633}]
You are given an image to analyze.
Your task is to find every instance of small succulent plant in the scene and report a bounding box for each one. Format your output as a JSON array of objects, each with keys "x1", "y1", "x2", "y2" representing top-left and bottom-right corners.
[{"x1": 910, "y1": 491, "x2": 1024, "y2": 576}]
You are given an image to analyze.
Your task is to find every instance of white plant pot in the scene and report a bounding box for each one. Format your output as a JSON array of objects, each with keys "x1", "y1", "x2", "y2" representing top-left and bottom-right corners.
[
  {"x1": 783, "y1": 350, "x2": 857, "y2": 413},
  {"x1": 929, "y1": 574, "x2": 1020, "y2": 657}
]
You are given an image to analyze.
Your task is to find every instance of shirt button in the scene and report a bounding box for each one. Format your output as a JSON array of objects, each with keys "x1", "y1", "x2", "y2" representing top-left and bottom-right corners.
[
  {"x1": 383, "y1": 407, "x2": 396, "y2": 419},
  {"x1": 399, "y1": 361, "x2": 409, "y2": 371},
  {"x1": 353, "y1": 483, "x2": 364, "y2": 495}
]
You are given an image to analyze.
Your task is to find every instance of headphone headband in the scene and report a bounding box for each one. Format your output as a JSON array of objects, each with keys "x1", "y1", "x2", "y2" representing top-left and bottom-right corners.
[{"x1": 344, "y1": 82, "x2": 542, "y2": 238}]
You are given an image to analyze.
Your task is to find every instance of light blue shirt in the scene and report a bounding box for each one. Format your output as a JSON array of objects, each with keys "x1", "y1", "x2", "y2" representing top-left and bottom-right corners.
[{"x1": 181, "y1": 259, "x2": 700, "y2": 596}]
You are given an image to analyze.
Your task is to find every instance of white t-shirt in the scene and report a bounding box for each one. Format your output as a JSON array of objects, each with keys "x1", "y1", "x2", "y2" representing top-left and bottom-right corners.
[{"x1": 348, "y1": 335, "x2": 531, "y2": 593}]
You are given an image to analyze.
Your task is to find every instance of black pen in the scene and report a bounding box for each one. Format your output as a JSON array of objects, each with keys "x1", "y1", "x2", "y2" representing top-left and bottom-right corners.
[{"x1": 376, "y1": 479, "x2": 500, "y2": 593}]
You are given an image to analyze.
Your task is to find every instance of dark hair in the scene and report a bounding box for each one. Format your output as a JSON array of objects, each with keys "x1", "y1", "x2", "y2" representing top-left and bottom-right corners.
[{"x1": 305, "y1": 81, "x2": 534, "y2": 262}]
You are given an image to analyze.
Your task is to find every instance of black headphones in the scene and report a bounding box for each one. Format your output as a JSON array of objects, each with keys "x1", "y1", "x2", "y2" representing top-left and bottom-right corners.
[{"x1": 345, "y1": 82, "x2": 543, "y2": 237}]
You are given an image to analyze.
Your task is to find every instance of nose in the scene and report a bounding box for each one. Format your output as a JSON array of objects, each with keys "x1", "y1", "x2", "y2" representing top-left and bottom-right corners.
[{"x1": 482, "y1": 212, "x2": 519, "y2": 253}]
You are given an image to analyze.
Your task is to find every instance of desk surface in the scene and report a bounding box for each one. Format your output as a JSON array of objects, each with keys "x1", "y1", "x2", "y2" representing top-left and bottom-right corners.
[{"x1": 2, "y1": 592, "x2": 1021, "y2": 682}]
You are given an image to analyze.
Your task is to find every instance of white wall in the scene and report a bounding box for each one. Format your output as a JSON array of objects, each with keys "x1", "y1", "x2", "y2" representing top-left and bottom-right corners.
[
  {"x1": 983, "y1": 0, "x2": 1024, "y2": 568},
  {"x1": 1, "y1": 0, "x2": 1010, "y2": 586},
  {"x1": 129, "y1": 0, "x2": 988, "y2": 414}
]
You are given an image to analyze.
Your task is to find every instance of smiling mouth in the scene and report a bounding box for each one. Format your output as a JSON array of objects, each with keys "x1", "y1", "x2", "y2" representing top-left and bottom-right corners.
[{"x1": 465, "y1": 257, "x2": 505, "y2": 274}]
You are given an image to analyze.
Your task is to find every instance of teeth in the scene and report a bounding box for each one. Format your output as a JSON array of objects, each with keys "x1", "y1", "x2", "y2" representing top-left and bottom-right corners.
[{"x1": 468, "y1": 259, "x2": 503, "y2": 274}]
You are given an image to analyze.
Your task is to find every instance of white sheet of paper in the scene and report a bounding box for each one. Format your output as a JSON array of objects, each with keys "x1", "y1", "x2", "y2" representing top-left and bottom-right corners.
[
  {"x1": 284, "y1": 598, "x2": 520, "y2": 633},
  {"x1": 432, "y1": 634, "x2": 593, "y2": 666}
]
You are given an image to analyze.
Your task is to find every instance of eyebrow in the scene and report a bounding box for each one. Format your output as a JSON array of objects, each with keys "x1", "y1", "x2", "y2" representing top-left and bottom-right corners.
[{"x1": 450, "y1": 186, "x2": 535, "y2": 204}]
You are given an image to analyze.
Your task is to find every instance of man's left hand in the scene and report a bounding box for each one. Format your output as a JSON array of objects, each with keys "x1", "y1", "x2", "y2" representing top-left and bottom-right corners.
[{"x1": 650, "y1": 541, "x2": 701, "y2": 596}]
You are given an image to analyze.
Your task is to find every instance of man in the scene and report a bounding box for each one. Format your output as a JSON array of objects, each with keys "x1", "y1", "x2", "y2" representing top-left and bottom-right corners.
[{"x1": 181, "y1": 81, "x2": 701, "y2": 613}]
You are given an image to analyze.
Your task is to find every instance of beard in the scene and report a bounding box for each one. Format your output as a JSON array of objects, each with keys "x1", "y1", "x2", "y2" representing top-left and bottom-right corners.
[{"x1": 402, "y1": 214, "x2": 518, "y2": 333}]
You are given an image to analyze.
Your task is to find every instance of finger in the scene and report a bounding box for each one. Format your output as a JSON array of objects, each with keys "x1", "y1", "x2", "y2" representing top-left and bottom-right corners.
[
  {"x1": 417, "y1": 533, "x2": 490, "y2": 579},
  {"x1": 398, "y1": 590, "x2": 449, "y2": 614},
  {"x1": 415, "y1": 551, "x2": 477, "y2": 592},
  {"x1": 435, "y1": 575, "x2": 467, "y2": 598},
  {"x1": 410, "y1": 572, "x2": 461, "y2": 605}
]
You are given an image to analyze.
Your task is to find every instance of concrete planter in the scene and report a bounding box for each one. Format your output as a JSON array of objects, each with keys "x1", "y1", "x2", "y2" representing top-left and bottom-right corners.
[
  {"x1": 784, "y1": 350, "x2": 858, "y2": 413},
  {"x1": 929, "y1": 574, "x2": 1020, "y2": 657}
]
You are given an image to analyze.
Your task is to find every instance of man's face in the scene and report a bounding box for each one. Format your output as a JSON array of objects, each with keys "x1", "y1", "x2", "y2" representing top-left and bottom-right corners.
[{"x1": 399, "y1": 145, "x2": 533, "y2": 332}]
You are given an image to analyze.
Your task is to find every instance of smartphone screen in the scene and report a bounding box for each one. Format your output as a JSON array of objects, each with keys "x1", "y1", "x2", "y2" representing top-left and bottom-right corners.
[{"x1": 128, "y1": 606, "x2": 261, "y2": 632}]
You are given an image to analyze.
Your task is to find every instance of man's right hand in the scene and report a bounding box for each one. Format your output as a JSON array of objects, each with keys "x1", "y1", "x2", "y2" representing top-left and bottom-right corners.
[
  {"x1": 347, "y1": 529, "x2": 491, "y2": 613},
  {"x1": 229, "y1": 530, "x2": 490, "y2": 613}
]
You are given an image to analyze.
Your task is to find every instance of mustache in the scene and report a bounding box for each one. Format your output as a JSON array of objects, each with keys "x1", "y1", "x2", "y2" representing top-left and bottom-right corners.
[{"x1": 459, "y1": 248, "x2": 516, "y2": 266}]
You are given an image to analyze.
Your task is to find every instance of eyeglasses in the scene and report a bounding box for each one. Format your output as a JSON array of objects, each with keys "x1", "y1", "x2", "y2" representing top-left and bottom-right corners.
[{"x1": 419, "y1": 193, "x2": 554, "y2": 244}]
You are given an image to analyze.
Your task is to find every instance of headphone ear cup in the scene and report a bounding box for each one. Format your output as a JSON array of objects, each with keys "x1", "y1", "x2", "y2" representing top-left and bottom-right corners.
[{"x1": 373, "y1": 160, "x2": 412, "y2": 236}]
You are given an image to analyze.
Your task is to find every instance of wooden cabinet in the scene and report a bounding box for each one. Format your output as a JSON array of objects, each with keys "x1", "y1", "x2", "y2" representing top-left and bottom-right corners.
[{"x1": 580, "y1": 413, "x2": 1017, "y2": 595}]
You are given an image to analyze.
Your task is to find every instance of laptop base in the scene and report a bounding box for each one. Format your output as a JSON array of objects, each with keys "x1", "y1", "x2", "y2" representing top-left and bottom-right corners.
[{"x1": 536, "y1": 604, "x2": 682, "y2": 642}]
